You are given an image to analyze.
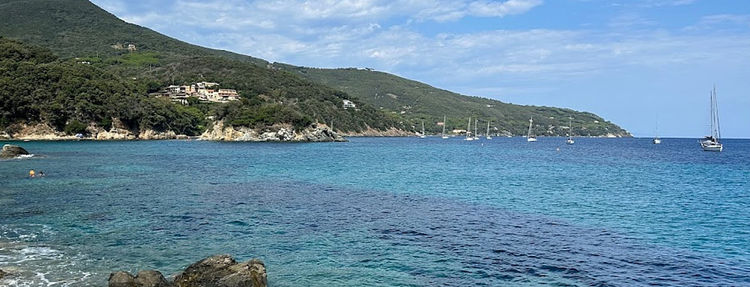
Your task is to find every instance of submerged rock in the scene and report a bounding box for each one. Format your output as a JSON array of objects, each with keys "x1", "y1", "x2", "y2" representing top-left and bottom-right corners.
[
  {"x1": 0, "y1": 269, "x2": 8, "y2": 279},
  {"x1": 109, "y1": 255, "x2": 266, "y2": 287},
  {"x1": 0, "y1": 144, "x2": 29, "y2": 158}
]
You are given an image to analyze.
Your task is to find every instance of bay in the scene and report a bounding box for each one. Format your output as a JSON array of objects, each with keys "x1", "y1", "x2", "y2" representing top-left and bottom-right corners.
[{"x1": 1, "y1": 137, "x2": 749, "y2": 286}]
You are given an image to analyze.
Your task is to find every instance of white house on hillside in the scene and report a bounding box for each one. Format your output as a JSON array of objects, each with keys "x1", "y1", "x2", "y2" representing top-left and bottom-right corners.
[{"x1": 342, "y1": 100, "x2": 356, "y2": 109}]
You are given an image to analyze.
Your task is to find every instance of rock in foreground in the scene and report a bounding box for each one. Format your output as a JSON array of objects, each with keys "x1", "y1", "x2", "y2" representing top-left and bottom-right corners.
[
  {"x1": 0, "y1": 269, "x2": 8, "y2": 279},
  {"x1": 0, "y1": 144, "x2": 29, "y2": 158},
  {"x1": 109, "y1": 255, "x2": 266, "y2": 287}
]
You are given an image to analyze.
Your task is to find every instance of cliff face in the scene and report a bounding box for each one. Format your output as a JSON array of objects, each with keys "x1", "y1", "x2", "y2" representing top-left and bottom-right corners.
[
  {"x1": 5, "y1": 119, "x2": 179, "y2": 141},
  {"x1": 199, "y1": 121, "x2": 346, "y2": 142}
]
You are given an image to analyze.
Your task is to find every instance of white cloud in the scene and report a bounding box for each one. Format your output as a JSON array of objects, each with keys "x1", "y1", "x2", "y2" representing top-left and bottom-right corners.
[{"x1": 468, "y1": 0, "x2": 543, "y2": 17}]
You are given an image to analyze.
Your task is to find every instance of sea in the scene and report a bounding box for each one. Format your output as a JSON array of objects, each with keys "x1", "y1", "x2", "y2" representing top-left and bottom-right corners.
[{"x1": 1, "y1": 137, "x2": 749, "y2": 286}]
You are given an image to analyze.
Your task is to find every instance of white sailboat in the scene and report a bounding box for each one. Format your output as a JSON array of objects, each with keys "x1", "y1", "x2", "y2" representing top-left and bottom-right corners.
[
  {"x1": 486, "y1": 120, "x2": 492, "y2": 140},
  {"x1": 419, "y1": 121, "x2": 427, "y2": 138},
  {"x1": 473, "y1": 118, "x2": 480, "y2": 140},
  {"x1": 441, "y1": 115, "x2": 449, "y2": 139},
  {"x1": 465, "y1": 117, "x2": 474, "y2": 141},
  {"x1": 700, "y1": 86, "x2": 723, "y2": 152},
  {"x1": 566, "y1": 118, "x2": 575, "y2": 145},
  {"x1": 527, "y1": 117, "x2": 537, "y2": 142},
  {"x1": 653, "y1": 119, "x2": 661, "y2": 144}
]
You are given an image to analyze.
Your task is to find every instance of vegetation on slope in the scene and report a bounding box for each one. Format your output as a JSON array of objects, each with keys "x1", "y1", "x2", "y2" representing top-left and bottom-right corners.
[
  {"x1": 0, "y1": 0, "x2": 266, "y2": 64},
  {"x1": 0, "y1": 0, "x2": 628, "y2": 137},
  {"x1": 275, "y1": 66, "x2": 630, "y2": 136},
  {"x1": 0, "y1": 0, "x2": 402, "y2": 135},
  {"x1": 0, "y1": 38, "x2": 207, "y2": 135}
]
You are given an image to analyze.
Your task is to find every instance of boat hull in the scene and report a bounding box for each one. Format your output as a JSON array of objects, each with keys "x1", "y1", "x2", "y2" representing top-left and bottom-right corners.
[{"x1": 700, "y1": 141, "x2": 723, "y2": 152}]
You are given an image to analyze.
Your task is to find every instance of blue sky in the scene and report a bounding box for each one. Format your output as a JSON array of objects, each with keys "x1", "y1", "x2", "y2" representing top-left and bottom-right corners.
[{"x1": 91, "y1": 0, "x2": 750, "y2": 138}]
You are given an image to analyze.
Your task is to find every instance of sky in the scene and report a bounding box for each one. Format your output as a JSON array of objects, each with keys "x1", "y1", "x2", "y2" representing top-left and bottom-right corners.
[{"x1": 90, "y1": 0, "x2": 750, "y2": 138}]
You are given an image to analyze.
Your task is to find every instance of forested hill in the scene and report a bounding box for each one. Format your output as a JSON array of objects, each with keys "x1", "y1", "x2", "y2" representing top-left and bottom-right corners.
[
  {"x1": 274, "y1": 65, "x2": 630, "y2": 136},
  {"x1": 0, "y1": 0, "x2": 630, "y2": 137},
  {"x1": 0, "y1": 0, "x2": 401, "y2": 136},
  {"x1": 0, "y1": 0, "x2": 265, "y2": 64}
]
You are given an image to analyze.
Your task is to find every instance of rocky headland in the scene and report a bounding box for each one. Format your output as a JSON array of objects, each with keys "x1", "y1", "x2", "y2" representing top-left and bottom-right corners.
[
  {"x1": 199, "y1": 121, "x2": 346, "y2": 142},
  {"x1": 109, "y1": 255, "x2": 266, "y2": 287}
]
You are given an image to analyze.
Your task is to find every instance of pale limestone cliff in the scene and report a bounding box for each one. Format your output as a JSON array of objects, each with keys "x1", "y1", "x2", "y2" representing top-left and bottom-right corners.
[{"x1": 200, "y1": 121, "x2": 345, "y2": 142}]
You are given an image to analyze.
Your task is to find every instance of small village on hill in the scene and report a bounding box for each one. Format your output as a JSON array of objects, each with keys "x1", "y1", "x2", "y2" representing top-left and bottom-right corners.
[{"x1": 150, "y1": 81, "x2": 241, "y2": 104}]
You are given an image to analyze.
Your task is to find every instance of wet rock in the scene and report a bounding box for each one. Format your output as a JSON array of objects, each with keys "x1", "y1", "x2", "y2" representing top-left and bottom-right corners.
[
  {"x1": 173, "y1": 255, "x2": 267, "y2": 287},
  {"x1": 0, "y1": 269, "x2": 8, "y2": 279},
  {"x1": 1, "y1": 144, "x2": 29, "y2": 158},
  {"x1": 109, "y1": 271, "x2": 137, "y2": 287},
  {"x1": 135, "y1": 270, "x2": 170, "y2": 287}
]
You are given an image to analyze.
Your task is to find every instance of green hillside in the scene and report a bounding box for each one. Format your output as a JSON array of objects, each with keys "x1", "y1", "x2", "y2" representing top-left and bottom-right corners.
[
  {"x1": 0, "y1": 0, "x2": 400, "y2": 135},
  {"x1": 0, "y1": 0, "x2": 629, "y2": 137},
  {"x1": 275, "y1": 66, "x2": 629, "y2": 136},
  {"x1": 0, "y1": 0, "x2": 266, "y2": 64}
]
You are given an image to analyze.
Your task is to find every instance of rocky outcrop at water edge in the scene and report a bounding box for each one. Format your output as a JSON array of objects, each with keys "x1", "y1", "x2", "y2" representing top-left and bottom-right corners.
[
  {"x1": 1, "y1": 144, "x2": 29, "y2": 158},
  {"x1": 200, "y1": 121, "x2": 346, "y2": 142},
  {"x1": 108, "y1": 255, "x2": 267, "y2": 287}
]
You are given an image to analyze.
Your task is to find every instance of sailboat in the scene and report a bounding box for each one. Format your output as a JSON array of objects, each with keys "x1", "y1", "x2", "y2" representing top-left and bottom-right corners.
[
  {"x1": 566, "y1": 118, "x2": 575, "y2": 145},
  {"x1": 653, "y1": 119, "x2": 661, "y2": 144},
  {"x1": 419, "y1": 121, "x2": 427, "y2": 138},
  {"x1": 486, "y1": 120, "x2": 492, "y2": 140},
  {"x1": 441, "y1": 115, "x2": 449, "y2": 139},
  {"x1": 527, "y1": 117, "x2": 537, "y2": 142},
  {"x1": 464, "y1": 117, "x2": 474, "y2": 141},
  {"x1": 700, "y1": 86, "x2": 723, "y2": 152},
  {"x1": 473, "y1": 118, "x2": 480, "y2": 140}
]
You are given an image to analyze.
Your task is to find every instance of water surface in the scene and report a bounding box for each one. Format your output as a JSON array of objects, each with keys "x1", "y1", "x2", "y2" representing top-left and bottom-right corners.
[{"x1": 1, "y1": 137, "x2": 749, "y2": 286}]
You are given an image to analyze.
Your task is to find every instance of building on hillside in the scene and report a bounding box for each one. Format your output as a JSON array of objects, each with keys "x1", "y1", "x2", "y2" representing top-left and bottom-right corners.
[
  {"x1": 217, "y1": 89, "x2": 240, "y2": 102},
  {"x1": 152, "y1": 82, "x2": 240, "y2": 104},
  {"x1": 197, "y1": 82, "x2": 219, "y2": 88},
  {"x1": 342, "y1": 100, "x2": 356, "y2": 109}
]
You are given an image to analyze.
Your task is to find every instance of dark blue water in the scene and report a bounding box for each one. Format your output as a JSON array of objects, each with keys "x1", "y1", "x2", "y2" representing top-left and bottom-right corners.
[{"x1": 1, "y1": 137, "x2": 749, "y2": 286}]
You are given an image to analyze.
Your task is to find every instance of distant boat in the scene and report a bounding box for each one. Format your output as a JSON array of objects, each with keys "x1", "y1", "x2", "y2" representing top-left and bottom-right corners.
[
  {"x1": 566, "y1": 118, "x2": 575, "y2": 145},
  {"x1": 700, "y1": 86, "x2": 723, "y2": 152},
  {"x1": 441, "y1": 115, "x2": 449, "y2": 139},
  {"x1": 465, "y1": 117, "x2": 474, "y2": 141},
  {"x1": 653, "y1": 118, "x2": 661, "y2": 144},
  {"x1": 527, "y1": 117, "x2": 537, "y2": 142},
  {"x1": 486, "y1": 120, "x2": 492, "y2": 140},
  {"x1": 420, "y1": 121, "x2": 427, "y2": 138},
  {"x1": 473, "y1": 118, "x2": 480, "y2": 140}
]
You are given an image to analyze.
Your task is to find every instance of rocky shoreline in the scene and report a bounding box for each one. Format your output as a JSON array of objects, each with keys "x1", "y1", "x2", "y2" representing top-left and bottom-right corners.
[
  {"x1": 1, "y1": 120, "x2": 347, "y2": 142},
  {"x1": 109, "y1": 255, "x2": 266, "y2": 287}
]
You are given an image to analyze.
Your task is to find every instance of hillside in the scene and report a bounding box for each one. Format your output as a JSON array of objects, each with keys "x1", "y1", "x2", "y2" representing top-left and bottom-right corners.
[
  {"x1": 0, "y1": 0, "x2": 401, "y2": 137},
  {"x1": 275, "y1": 66, "x2": 630, "y2": 136},
  {"x1": 0, "y1": 0, "x2": 629, "y2": 137},
  {"x1": 0, "y1": 0, "x2": 266, "y2": 65}
]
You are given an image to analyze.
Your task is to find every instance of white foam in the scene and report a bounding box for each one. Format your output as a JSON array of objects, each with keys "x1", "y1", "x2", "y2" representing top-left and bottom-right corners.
[{"x1": 16, "y1": 154, "x2": 34, "y2": 159}]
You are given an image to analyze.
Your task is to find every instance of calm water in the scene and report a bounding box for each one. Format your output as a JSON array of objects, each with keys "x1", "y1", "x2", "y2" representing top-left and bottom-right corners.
[{"x1": 1, "y1": 137, "x2": 749, "y2": 286}]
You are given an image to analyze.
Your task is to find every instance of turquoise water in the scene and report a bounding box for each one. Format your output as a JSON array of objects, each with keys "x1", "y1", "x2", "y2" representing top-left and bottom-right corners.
[{"x1": 1, "y1": 137, "x2": 749, "y2": 286}]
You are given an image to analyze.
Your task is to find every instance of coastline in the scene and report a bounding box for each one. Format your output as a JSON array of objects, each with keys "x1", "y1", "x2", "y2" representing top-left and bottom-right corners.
[{"x1": 1, "y1": 121, "x2": 631, "y2": 142}]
